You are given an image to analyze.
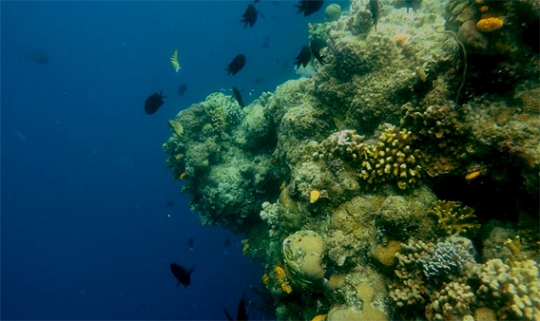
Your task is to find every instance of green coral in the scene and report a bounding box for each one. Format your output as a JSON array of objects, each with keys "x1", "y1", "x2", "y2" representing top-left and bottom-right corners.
[
  {"x1": 430, "y1": 200, "x2": 480, "y2": 235},
  {"x1": 359, "y1": 125, "x2": 422, "y2": 190}
]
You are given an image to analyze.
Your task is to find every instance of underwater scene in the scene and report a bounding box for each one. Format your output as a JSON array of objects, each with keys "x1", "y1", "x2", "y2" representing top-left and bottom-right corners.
[
  {"x1": 2, "y1": 0, "x2": 539, "y2": 320},
  {"x1": 163, "y1": 0, "x2": 540, "y2": 320}
]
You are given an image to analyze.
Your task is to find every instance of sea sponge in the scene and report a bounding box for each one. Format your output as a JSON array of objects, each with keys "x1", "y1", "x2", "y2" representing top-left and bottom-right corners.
[
  {"x1": 476, "y1": 17, "x2": 503, "y2": 33},
  {"x1": 359, "y1": 125, "x2": 422, "y2": 190},
  {"x1": 325, "y1": 4, "x2": 341, "y2": 22},
  {"x1": 282, "y1": 230, "x2": 326, "y2": 289}
]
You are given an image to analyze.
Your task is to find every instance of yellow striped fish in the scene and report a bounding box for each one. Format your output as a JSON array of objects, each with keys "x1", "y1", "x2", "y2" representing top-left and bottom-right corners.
[{"x1": 170, "y1": 49, "x2": 180, "y2": 72}]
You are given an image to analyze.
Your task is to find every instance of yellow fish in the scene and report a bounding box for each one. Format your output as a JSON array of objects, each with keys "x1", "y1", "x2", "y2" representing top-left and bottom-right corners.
[{"x1": 170, "y1": 49, "x2": 180, "y2": 72}]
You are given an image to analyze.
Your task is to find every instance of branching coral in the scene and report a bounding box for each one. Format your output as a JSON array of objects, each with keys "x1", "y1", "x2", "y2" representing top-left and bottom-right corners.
[
  {"x1": 430, "y1": 201, "x2": 480, "y2": 235},
  {"x1": 359, "y1": 125, "x2": 422, "y2": 190},
  {"x1": 477, "y1": 258, "x2": 540, "y2": 320}
]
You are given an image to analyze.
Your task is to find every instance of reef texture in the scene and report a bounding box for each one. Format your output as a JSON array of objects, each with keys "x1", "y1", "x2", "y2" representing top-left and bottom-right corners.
[{"x1": 163, "y1": 0, "x2": 539, "y2": 319}]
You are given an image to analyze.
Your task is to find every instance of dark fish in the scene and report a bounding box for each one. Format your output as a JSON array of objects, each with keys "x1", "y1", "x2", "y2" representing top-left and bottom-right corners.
[
  {"x1": 223, "y1": 293, "x2": 249, "y2": 321},
  {"x1": 255, "y1": 77, "x2": 265, "y2": 84},
  {"x1": 254, "y1": 0, "x2": 260, "y2": 2},
  {"x1": 262, "y1": 37, "x2": 269, "y2": 49},
  {"x1": 369, "y1": 0, "x2": 380, "y2": 29},
  {"x1": 295, "y1": 45, "x2": 311, "y2": 68},
  {"x1": 170, "y1": 263, "x2": 195, "y2": 288},
  {"x1": 227, "y1": 54, "x2": 246, "y2": 75},
  {"x1": 21, "y1": 50, "x2": 49, "y2": 64},
  {"x1": 310, "y1": 37, "x2": 327, "y2": 65},
  {"x1": 144, "y1": 91, "x2": 165, "y2": 114},
  {"x1": 225, "y1": 236, "x2": 231, "y2": 247},
  {"x1": 295, "y1": 0, "x2": 324, "y2": 16},
  {"x1": 241, "y1": 4, "x2": 258, "y2": 28},
  {"x1": 178, "y1": 84, "x2": 187, "y2": 96},
  {"x1": 167, "y1": 201, "x2": 174, "y2": 207},
  {"x1": 405, "y1": 0, "x2": 421, "y2": 13},
  {"x1": 188, "y1": 237, "x2": 194, "y2": 250},
  {"x1": 232, "y1": 87, "x2": 245, "y2": 107}
]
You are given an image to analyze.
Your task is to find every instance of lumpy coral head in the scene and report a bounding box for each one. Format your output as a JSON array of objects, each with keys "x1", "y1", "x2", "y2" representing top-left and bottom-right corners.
[{"x1": 282, "y1": 230, "x2": 326, "y2": 288}]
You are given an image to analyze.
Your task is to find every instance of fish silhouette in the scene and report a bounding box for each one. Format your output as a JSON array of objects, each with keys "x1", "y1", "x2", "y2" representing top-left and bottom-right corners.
[
  {"x1": 170, "y1": 263, "x2": 195, "y2": 288},
  {"x1": 227, "y1": 54, "x2": 246, "y2": 75},
  {"x1": 144, "y1": 91, "x2": 165, "y2": 114}
]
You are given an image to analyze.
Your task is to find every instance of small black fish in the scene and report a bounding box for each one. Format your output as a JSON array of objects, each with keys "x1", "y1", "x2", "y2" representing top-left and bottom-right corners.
[
  {"x1": 295, "y1": 0, "x2": 324, "y2": 16},
  {"x1": 21, "y1": 50, "x2": 49, "y2": 64},
  {"x1": 241, "y1": 4, "x2": 258, "y2": 28},
  {"x1": 188, "y1": 237, "x2": 194, "y2": 250},
  {"x1": 227, "y1": 54, "x2": 246, "y2": 75},
  {"x1": 170, "y1": 263, "x2": 195, "y2": 288},
  {"x1": 254, "y1": 0, "x2": 260, "y2": 3},
  {"x1": 369, "y1": 0, "x2": 380, "y2": 29},
  {"x1": 310, "y1": 37, "x2": 327, "y2": 64},
  {"x1": 295, "y1": 45, "x2": 311, "y2": 68},
  {"x1": 178, "y1": 84, "x2": 187, "y2": 96},
  {"x1": 225, "y1": 236, "x2": 231, "y2": 247},
  {"x1": 144, "y1": 91, "x2": 165, "y2": 114},
  {"x1": 262, "y1": 36, "x2": 269, "y2": 49},
  {"x1": 223, "y1": 293, "x2": 249, "y2": 321},
  {"x1": 167, "y1": 201, "x2": 174, "y2": 207},
  {"x1": 232, "y1": 87, "x2": 245, "y2": 107},
  {"x1": 255, "y1": 77, "x2": 265, "y2": 84}
]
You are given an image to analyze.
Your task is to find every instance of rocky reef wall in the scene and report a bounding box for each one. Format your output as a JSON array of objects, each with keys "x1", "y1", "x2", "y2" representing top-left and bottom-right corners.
[{"x1": 163, "y1": 0, "x2": 539, "y2": 319}]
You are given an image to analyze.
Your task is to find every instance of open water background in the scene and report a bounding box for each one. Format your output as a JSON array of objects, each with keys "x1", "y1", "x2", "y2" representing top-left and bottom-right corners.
[{"x1": 1, "y1": 1, "x2": 344, "y2": 319}]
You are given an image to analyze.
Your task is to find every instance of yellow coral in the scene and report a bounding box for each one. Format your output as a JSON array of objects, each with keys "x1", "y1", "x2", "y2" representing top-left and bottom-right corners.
[
  {"x1": 373, "y1": 241, "x2": 401, "y2": 266},
  {"x1": 310, "y1": 189, "x2": 321, "y2": 203},
  {"x1": 430, "y1": 200, "x2": 480, "y2": 235},
  {"x1": 275, "y1": 266, "x2": 287, "y2": 282},
  {"x1": 261, "y1": 273, "x2": 269, "y2": 284},
  {"x1": 311, "y1": 314, "x2": 328, "y2": 321},
  {"x1": 281, "y1": 283, "x2": 292, "y2": 294},
  {"x1": 476, "y1": 17, "x2": 503, "y2": 33},
  {"x1": 359, "y1": 125, "x2": 422, "y2": 190}
]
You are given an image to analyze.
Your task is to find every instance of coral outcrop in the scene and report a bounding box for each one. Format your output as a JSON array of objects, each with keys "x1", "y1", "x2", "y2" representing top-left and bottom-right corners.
[{"x1": 162, "y1": 0, "x2": 539, "y2": 319}]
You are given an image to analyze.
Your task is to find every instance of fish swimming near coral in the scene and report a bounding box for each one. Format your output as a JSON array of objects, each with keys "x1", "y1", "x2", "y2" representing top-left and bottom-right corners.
[
  {"x1": 21, "y1": 50, "x2": 49, "y2": 64},
  {"x1": 144, "y1": 91, "x2": 165, "y2": 114},
  {"x1": 295, "y1": 45, "x2": 311, "y2": 68},
  {"x1": 369, "y1": 0, "x2": 380, "y2": 29},
  {"x1": 223, "y1": 293, "x2": 249, "y2": 321},
  {"x1": 178, "y1": 84, "x2": 187, "y2": 96},
  {"x1": 310, "y1": 37, "x2": 327, "y2": 64},
  {"x1": 294, "y1": 60, "x2": 316, "y2": 78},
  {"x1": 241, "y1": 4, "x2": 259, "y2": 28},
  {"x1": 295, "y1": 0, "x2": 324, "y2": 16},
  {"x1": 232, "y1": 87, "x2": 245, "y2": 107},
  {"x1": 170, "y1": 48, "x2": 181, "y2": 72},
  {"x1": 170, "y1": 263, "x2": 195, "y2": 288},
  {"x1": 227, "y1": 54, "x2": 246, "y2": 75}
]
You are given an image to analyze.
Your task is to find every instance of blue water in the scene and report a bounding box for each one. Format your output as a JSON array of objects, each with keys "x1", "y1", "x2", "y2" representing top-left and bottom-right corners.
[{"x1": 1, "y1": 1, "x2": 341, "y2": 319}]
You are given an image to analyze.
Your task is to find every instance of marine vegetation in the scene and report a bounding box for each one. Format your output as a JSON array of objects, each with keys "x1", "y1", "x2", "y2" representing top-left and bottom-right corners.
[{"x1": 163, "y1": 0, "x2": 539, "y2": 319}]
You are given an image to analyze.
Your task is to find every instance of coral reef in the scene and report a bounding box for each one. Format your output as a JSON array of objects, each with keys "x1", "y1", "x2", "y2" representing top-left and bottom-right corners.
[{"x1": 162, "y1": 0, "x2": 539, "y2": 318}]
